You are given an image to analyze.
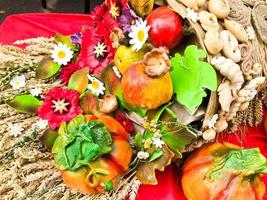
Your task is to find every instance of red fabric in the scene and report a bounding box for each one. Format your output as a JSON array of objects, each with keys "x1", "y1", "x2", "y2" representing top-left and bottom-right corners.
[
  {"x1": 0, "y1": 13, "x2": 266, "y2": 200},
  {"x1": 0, "y1": 13, "x2": 94, "y2": 44}
]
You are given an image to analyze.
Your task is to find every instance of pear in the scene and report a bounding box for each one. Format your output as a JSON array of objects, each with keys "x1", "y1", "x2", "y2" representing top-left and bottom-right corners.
[{"x1": 114, "y1": 45, "x2": 149, "y2": 74}]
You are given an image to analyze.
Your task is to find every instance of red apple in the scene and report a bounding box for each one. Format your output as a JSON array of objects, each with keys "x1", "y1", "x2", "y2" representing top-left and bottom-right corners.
[{"x1": 146, "y1": 6, "x2": 183, "y2": 50}]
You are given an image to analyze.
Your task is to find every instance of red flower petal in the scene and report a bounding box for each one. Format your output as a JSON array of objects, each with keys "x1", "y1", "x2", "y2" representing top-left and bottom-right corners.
[
  {"x1": 115, "y1": 113, "x2": 134, "y2": 133},
  {"x1": 60, "y1": 62, "x2": 85, "y2": 85}
]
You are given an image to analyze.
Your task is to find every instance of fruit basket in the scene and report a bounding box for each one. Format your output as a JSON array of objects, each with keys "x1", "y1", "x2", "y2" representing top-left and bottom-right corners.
[{"x1": 0, "y1": 0, "x2": 266, "y2": 199}]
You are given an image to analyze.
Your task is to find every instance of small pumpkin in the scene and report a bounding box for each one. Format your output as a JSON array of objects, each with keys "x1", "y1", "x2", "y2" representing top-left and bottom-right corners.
[
  {"x1": 52, "y1": 115, "x2": 132, "y2": 194},
  {"x1": 181, "y1": 142, "x2": 267, "y2": 200}
]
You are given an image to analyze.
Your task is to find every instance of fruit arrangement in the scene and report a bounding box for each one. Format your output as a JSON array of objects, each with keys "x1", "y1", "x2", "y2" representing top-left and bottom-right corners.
[{"x1": 0, "y1": 0, "x2": 267, "y2": 199}]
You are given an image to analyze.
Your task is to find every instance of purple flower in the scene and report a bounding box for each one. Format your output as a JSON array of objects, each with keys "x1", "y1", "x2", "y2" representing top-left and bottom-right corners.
[
  {"x1": 118, "y1": 4, "x2": 141, "y2": 33},
  {"x1": 70, "y1": 33, "x2": 82, "y2": 46}
]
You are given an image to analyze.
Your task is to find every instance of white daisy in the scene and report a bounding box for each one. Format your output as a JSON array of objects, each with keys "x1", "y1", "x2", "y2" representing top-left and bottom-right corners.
[
  {"x1": 112, "y1": 66, "x2": 122, "y2": 78},
  {"x1": 88, "y1": 75, "x2": 105, "y2": 96},
  {"x1": 51, "y1": 42, "x2": 73, "y2": 65},
  {"x1": 137, "y1": 151, "x2": 149, "y2": 160},
  {"x1": 129, "y1": 19, "x2": 150, "y2": 51},
  {"x1": 8, "y1": 123, "x2": 24, "y2": 137},
  {"x1": 10, "y1": 75, "x2": 26, "y2": 90},
  {"x1": 245, "y1": 26, "x2": 256, "y2": 40},
  {"x1": 152, "y1": 137, "x2": 164, "y2": 148},
  {"x1": 36, "y1": 119, "x2": 48, "y2": 129},
  {"x1": 30, "y1": 87, "x2": 42, "y2": 97},
  {"x1": 208, "y1": 114, "x2": 218, "y2": 129},
  {"x1": 186, "y1": 8, "x2": 199, "y2": 23}
]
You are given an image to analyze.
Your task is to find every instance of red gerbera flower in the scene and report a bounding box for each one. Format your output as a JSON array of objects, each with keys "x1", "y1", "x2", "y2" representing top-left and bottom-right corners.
[
  {"x1": 77, "y1": 28, "x2": 115, "y2": 76},
  {"x1": 115, "y1": 112, "x2": 134, "y2": 133},
  {"x1": 38, "y1": 87, "x2": 83, "y2": 129},
  {"x1": 60, "y1": 62, "x2": 85, "y2": 85},
  {"x1": 91, "y1": 3, "x2": 107, "y2": 21}
]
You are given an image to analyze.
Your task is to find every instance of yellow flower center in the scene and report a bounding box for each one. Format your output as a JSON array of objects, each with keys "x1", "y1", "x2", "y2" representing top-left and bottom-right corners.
[
  {"x1": 91, "y1": 81, "x2": 99, "y2": 89},
  {"x1": 137, "y1": 30, "x2": 145, "y2": 42},
  {"x1": 57, "y1": 51, "x2": 66, "y2": 59},
  {"x1": 15, "y1": 81, "x2": 20, "y2": 86}
]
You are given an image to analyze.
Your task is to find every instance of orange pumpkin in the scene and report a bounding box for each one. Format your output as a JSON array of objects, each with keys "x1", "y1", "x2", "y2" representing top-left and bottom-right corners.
[
  {"x1": 61, "y1": 115, "x2": 132, "y2": 194},
  {"x1": 181, "y1": 143, "x2": 266, "y2": 200}
]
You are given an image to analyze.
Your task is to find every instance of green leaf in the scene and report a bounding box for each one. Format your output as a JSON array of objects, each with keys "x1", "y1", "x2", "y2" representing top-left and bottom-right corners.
[
  {"x1": 52, "y1": 115, "x2": 113, "y2": 171},
  {"x1": 6, "y1": 95, "x2": 41, "y2": 114},
  {"x1": 134, "y1": 132, "x2": 143, "y2": 150},
  {"x1": 171, "y1": 45, "x2": 217, "y2": 112},
  {"x1": 157, "y1": 105, "x2": 197, "y2": 157},
  {"x1": 207, "y1": 147, "x2": 267, "y2": 181},
  {"x1": 149, "y1": 150, "x2": 163, "y2": 162},
  {"x1": 55, "y1": 33, "x2": 78, "y2": 51},
  {"x1": 101, "y1": 64, "x2": 147, "y2": 116},
  {"x1": 36, "y1": 57, "x2": 61, "y2": 79},
  {"x1": 68, "y1": 67, "x2": 89, "y2": 93},
  {"x1": 79, "y1": 91, "x2": 101, "y2": 115},
  {"x1": 39, "y1": 128, "x2": 58, "y2": 151}
]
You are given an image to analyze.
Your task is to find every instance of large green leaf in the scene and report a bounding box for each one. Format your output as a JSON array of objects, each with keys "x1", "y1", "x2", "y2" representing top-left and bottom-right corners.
[
  {"x1": 171, "y1": 45, "x2": 217, "y2": 112},
  {"x1": 68, "y1": 67, "x2": 89, "y2": 93},
  {"x1": 36, "y1": 57, "x2": 61, "y2": 79},
  {"x1": 6, "y1": 95, "x2": 41, "y2": 114},
  {"x1": 55, "y1": 33, "x2": 78, "y2": 51},
  {"x1": 101, "y1": 64, "x2": 146, "y2": 116},
  {"x1": 52, "y1": 115, "x2": 112, "y2": 171}
]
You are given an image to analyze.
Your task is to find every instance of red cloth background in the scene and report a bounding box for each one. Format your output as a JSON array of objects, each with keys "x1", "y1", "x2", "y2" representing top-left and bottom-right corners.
[{"x1": 0, "y1": 13, "x2": 266, "y2": 200}]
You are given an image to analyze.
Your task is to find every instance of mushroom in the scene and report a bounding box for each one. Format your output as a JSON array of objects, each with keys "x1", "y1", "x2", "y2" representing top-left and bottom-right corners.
[
  {"x1": 220, "y1": 30, "x2": 241, "y2": 63},
  {"x1": 224, "y1": 19, "x2": 248, "y2": 43},
  {"x1": 199, "y1": 11, "x2": 220, "y2": 31},
  {"x1": 110, "y1": 28, "x2": 125, "y2": 49},
  {"x1": 99, "y1": 94, "x2": 118, "y2": 114},
  {"x1": 143, "y1": 48, "x2": 171, "y2": 78},
  {"x1": 208, "y1": 0, "x2": 230, "y2": 19},
  {"x1": 204, "y1": 30, "x2": 224, "y2": 54}
]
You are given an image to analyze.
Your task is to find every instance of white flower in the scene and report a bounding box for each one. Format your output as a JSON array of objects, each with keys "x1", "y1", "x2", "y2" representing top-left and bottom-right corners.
[
  {"x1": 10, "y1": 75, "x2": 26, "y2": 90},
  {"x1": 129, "y1": 19, "x2": 150, "y2": 51},
  {"x1": 208, "y1": 114, "x2": 218, "y2": 129},
  {"x1": 30, "y1": 88, "x2": 42, "y2": 97},
  {"x1": 88, "y1": 75, "x2": 105, "y2": 96},
  {"x1": 137, "y1": 151, "x2": 149, "y2": 160},
  {"x1": 152, "y1": 137, "x2": 164, "y2": 148},
  {"x1": 8, "y1": 123, "x2": 24, "y2": 137},
  {"x1": 186, "y1": 8, "x2": 199, "y2": 23},
  {"x1": 245, "y1": 26, "x2": 256, "y2": 40},
  {"x1": 51, "y1": 42, "x2": 73, "y2": 65},
  {"x1": 112, "y1": 66, "x2": 122, "y2": 78},
  {"x1": 36, "y1": 119, "x2": 48, "y2": 129},
  {"x1": 94, "y1": 42, "x2": 108, "y2": 58}
]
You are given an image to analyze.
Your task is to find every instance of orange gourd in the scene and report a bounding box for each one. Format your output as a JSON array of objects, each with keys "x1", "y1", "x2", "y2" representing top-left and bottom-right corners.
[
  {"x1": 61, "y1": 115, "x2": 132, "y2": 194},
  {"x1": 181, "y1": 143, "x2": 267, "y2": 200}
]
